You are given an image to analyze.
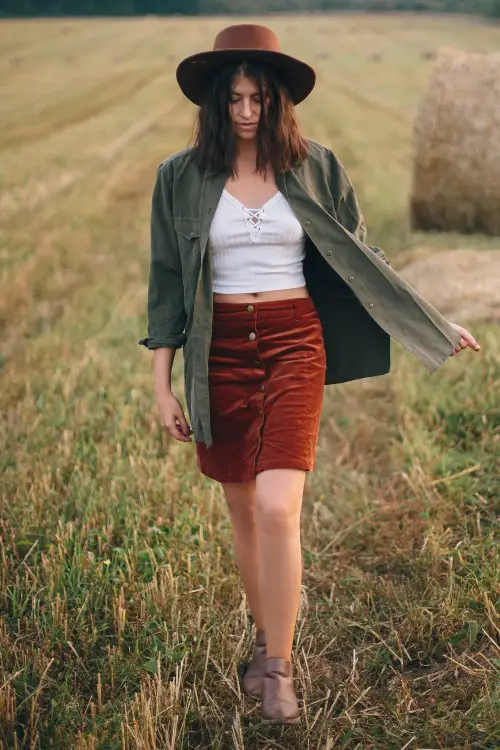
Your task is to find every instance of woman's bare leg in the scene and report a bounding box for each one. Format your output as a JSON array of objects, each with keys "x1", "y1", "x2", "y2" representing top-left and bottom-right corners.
[
  {"x1": 222, "y1": 480, "x2": 265, "y2": 631},
  {"x1": 254, "y1": 468, "x2": 306, "y2": 660}
]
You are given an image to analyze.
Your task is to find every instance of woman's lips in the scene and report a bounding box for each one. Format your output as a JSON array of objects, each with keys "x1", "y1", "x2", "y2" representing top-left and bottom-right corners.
[{"x1": 238, "y1": 123, "x2": 258, "y2": 128}]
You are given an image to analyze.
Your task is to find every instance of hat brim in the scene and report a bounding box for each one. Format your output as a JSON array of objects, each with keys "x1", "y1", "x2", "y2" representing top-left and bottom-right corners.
[{"x1": 176, "y1": 49, "x2": 316, "y2": 106}]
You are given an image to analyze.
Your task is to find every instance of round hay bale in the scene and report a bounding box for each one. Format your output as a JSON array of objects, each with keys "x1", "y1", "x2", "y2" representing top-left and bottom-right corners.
[
  {"x1": 410, "y1": 48, "x2": 500, "y2": 235},
  {"x1": 398, "y1": 248, "x2": 500, "y2": 323}
]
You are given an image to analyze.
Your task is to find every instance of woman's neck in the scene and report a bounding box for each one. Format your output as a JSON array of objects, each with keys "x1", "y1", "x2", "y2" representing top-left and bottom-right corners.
[
  {"x1": 235, "y1": 139, "x2": 270, "y2": 178},
  {"x1": 235, "y1": 138, "x2": 257, "y2": 165}
]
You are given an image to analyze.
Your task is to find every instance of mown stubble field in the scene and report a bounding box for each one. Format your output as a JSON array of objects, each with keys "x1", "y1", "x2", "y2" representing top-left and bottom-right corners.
[{"x1": 0, "y1": 12, "x2": 499, "y2": 749}]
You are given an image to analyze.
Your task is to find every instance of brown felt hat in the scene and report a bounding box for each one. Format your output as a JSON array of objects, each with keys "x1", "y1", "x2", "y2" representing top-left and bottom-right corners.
[{"x1": 176, "y1": 24, "x2": 316, "y2": 106}]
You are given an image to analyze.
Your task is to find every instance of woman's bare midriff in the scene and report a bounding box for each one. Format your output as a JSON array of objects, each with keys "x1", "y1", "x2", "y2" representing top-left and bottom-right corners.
[{"x1": 213, "y1": 285, "x2": 310, "y2": 303}]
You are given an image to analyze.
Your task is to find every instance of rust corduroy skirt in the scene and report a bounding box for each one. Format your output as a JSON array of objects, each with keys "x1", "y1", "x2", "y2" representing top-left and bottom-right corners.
[{"x1": 195, "y1": 296, "x2": 327, "y2": 483}]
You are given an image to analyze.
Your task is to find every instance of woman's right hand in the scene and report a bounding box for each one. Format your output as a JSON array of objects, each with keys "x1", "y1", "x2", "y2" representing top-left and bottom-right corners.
[{"x1": 157, "y1": 392, "x2": 193, "y2": 442}]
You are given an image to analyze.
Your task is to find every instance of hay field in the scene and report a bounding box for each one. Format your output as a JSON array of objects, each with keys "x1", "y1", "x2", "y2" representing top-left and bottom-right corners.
[{"x1": 1, "y1": 13, "x2": 499, "y2": 749}]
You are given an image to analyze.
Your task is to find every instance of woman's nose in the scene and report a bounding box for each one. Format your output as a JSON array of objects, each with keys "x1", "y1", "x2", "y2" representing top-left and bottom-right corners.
[{"x1": 242, "y1": 98, "x2": 253, "y2": 118}]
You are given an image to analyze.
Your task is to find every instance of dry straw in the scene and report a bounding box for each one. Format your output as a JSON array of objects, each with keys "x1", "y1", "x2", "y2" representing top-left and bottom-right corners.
[{"x1": 410, "y1": 48, "x2": 500, "y2": 235}]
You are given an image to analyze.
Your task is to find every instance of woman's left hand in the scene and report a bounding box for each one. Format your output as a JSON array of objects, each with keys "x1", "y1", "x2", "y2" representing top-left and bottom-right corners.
[{"x1": 448, "y1": 323, "x2": 481, "y2": 356}]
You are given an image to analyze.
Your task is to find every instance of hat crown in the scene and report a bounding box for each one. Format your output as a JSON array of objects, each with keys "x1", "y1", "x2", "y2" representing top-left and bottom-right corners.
[
  {"x1": 213, "y1": 24, "x2": 281, "y2": 54},
  {"x1": 176, "y1": 23, "x2": 315, "y2": 106}
]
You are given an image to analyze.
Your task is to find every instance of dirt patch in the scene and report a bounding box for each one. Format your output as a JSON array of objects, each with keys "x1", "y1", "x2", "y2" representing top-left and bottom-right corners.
[{"x1": 397, "y1": 248, "x2": 500, "y2": 323}]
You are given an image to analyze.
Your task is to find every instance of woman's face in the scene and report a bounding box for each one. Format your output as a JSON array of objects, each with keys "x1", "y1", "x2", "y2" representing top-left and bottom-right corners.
[{"x1": 229, "y1": 75, "x2": 267, "y2": 141}]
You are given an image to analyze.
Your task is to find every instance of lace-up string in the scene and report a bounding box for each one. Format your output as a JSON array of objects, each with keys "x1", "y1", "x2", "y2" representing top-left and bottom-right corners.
[{"x1": 242, "y1": 206, "x2": 264, "y2": 243}]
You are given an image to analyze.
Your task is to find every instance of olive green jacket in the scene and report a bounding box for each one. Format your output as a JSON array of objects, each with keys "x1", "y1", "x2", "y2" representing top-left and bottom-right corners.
[{"x1": 139, "y1": 138, "x2": 461, "y2": 447}]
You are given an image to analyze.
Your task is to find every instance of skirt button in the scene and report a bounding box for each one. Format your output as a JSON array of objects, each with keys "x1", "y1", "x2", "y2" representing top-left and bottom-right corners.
[
  {"x1": 246, "y1": 304, "x2": 254, "y2": 312},
  {"x1": 249, "y1": 332, "x2": 256, "y2": 341}
]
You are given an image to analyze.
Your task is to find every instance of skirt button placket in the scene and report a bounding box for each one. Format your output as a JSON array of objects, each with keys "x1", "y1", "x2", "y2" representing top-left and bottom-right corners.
[{"x1": 253, "y1": 304, "x2": 265, "y2": 417}]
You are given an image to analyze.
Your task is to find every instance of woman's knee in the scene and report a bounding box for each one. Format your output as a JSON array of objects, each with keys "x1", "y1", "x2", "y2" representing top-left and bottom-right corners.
[
  {"x1": 254, "y1": 469, "x2": 305, "y2": 530},
  {"x1": 222, "y1": 480, "x2": 256, "y2": 524}
]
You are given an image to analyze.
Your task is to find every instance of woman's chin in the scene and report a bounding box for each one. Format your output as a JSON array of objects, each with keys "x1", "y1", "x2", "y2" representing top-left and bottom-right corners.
[{"x1": 235, "y1": 128, "x2": 257, "y2": 141}]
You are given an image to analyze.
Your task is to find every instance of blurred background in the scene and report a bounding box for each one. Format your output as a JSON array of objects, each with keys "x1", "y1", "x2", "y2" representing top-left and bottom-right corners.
[
  {"x1": 1, "y1": 3, "x2": 499, "y2": 748},
  {"x1": 2, "y1": 0, "x2": 500, "y2": 18}
]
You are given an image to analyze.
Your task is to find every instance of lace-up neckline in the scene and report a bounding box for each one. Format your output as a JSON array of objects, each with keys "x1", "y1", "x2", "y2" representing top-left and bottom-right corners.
[{"x1": 222, "y1": 189, "x2": 283, "y2": 243}]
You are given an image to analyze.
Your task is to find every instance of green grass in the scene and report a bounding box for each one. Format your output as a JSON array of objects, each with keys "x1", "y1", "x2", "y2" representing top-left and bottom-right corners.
[{"x1": 0, "y1": 13, "x2": 499, "y2": 749}]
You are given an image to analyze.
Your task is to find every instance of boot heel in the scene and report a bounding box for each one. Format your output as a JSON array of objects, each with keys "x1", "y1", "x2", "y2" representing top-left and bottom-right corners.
[{"x1": 241, "y1": 628, "x2": 266, "y2": 698}]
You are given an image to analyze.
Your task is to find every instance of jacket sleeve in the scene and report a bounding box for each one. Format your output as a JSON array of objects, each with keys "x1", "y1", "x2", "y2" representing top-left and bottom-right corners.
[
  {"x1": 138, "y1": 162, "x2": 187, "y2": 350},
  {"x1": 328, "y1": 151, "x2": 392, "y2": 268}
]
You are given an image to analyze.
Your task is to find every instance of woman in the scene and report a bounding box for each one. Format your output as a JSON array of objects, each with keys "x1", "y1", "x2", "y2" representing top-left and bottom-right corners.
[{"x1": 139, "y1": 24, "x2": 481, "y2": 726}]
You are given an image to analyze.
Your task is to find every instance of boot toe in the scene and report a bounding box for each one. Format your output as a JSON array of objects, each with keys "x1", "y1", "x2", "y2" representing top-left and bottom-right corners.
[
  {"x1": 260, "y1": 657, "x2": 300, "y2": 725},
  {"x1": 261, "y1": 701, "x2": 300, "y2": 724}
]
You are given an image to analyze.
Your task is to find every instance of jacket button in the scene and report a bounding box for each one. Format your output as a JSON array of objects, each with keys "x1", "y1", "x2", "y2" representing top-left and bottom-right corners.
[
  {"x1": 349, "y1": 276, "x2": 354, "y2": 281},
  {"x1": 304, "y1": 220, "x2": 310, "y2": 226},
  {"x1": 249, "y1": 332, "x2": 256, "y2": 341},
  {"x1": 259, "y1": 383, "x2": 265, "y2": 392},
  {"x1": 246, "y1": 305, "x2": 254, "y2": 312},
  {"x1": 369, "y1": 303, "x2": 374, "y2": 308},
  {"x1": 326, "y1": 250, "x2": 332, "y2": 256}
]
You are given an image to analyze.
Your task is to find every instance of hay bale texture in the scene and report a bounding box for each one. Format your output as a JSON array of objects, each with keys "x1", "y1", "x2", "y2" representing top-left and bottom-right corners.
[{"x1": 411, "y1": 49, "x2": 500, "y2": 235}]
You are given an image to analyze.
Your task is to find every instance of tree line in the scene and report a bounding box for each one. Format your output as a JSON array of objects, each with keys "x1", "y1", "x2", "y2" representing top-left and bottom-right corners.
[{"x1": 1, "y1": 0, "x2": 500, "y2": 18}]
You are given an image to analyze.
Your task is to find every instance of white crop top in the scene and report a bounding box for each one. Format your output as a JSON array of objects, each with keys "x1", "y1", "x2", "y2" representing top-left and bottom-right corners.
[{"x1": 209, "y1": 188, "x2": 307, "y2": 294}]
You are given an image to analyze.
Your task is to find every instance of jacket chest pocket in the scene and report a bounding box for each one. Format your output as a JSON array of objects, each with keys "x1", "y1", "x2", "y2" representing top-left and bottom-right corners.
[
  {"x1": 174, "y1": 218, "x2": 200, "y2": 247},
  {"x1": 323, "y1": 200, "x2": 337, "y2": 219},
  {"x1": 174, "y1": 218, "x2": 202, "y2": 311}
]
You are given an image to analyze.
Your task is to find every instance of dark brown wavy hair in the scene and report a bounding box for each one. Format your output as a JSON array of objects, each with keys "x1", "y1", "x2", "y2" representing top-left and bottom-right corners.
[{"x1": 191, "y1": 59, "x2": 309, "y2": 177}]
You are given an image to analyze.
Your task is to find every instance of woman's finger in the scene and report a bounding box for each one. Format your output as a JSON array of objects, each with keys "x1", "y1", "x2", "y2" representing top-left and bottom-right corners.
[
  {"x1": 449, "y1": 323, "x2": 481, "y2": 353},
  {"x1": 463, "y1": 331, "x2": 480, "y2": 350},
  {"x1": 175, "y1": 410, "x2": 192, "y2": 438},
  {"x1": 167, "y1": 419, "x2": 192, "y2": 442}
]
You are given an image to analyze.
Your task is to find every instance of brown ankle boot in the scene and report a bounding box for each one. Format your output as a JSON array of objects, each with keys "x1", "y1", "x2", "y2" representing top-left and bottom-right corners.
[
  {"x1": 261, "y1": 656, "x2": 300, "y2": 725},
  {"x1": 241, "y1": 628, "x2": 266, "y2": 697}
]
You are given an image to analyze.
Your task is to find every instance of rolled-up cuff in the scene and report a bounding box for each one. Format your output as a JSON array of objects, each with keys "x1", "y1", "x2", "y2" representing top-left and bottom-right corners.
[{"x1": 139, "y1": 333, "x2": 186, "y2": 350}]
